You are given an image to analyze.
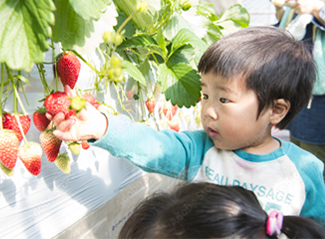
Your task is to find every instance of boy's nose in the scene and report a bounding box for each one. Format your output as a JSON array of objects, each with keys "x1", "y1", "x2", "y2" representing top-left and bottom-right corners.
[{"x1": 205, "y1": 106, "x2": 218, "y2": 120}]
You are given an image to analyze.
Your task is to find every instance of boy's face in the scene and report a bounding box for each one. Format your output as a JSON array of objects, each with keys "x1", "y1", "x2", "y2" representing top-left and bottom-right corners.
[{"x1": 201, "y1": 72, "x2": 273, "y2": 152}]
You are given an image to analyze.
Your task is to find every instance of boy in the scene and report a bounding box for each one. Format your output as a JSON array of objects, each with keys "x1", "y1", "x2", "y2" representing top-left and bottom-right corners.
[{"x1": 50, "y1": 27, "x2": 325, "y2": 227}]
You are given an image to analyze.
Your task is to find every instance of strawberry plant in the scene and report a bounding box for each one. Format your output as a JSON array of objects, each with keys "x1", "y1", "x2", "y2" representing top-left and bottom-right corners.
[{"x1": 0, "y1": 0, "x2": 249, "y2": 176}]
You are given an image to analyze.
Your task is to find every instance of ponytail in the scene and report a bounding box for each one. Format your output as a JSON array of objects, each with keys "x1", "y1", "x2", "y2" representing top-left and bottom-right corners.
[{"x1": 281, "y1": 216, "x2": 325, "y2": 239}]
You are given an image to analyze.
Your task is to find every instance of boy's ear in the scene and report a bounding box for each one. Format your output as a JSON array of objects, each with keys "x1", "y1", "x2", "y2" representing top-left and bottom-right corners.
[{"x1": 269, "y1": 99, "x2": 290, "y2": 125}]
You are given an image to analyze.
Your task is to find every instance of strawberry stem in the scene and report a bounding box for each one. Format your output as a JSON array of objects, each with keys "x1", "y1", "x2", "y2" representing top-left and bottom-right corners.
[
  {"x1": 113, "y1": 83, "x2": 134, "y2": 121},
  {"x1": 16, "y1": 72, "x2": 30, "y2": 106},
  {"x1": 36, "y1": 63, "x2": 51, "y2": 95},
  {"x1": 11, "y1": 78, "x2": 28, "y2": 115},
  {"x1": 15, "y1": 115, "x2": 28, "y2": 144},
  {"x1": 70, "y1": 50, "x2": 100, "y2": 74}
]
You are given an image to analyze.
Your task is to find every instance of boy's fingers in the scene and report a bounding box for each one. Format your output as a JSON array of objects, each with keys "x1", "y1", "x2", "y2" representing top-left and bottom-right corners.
[
  {"x1": 53, "y1": 130, "x2": 73, "y2": 142},
  {"x1": 51, "y1": 112, "x2": 65, "y2": 126},
  {"x1": 55, "y1": 118, "x2": 76, "y2": 132},
  {"x1": 45, "y1": 112, "x2": 53, "y2": 120}
]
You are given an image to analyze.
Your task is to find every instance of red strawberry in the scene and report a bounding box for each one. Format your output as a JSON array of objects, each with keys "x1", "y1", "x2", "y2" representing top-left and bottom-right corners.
[
  {"x1": 0, "y1": 129, "x2": 19, "y2": 169},
  {"x1": 44, "y1": 91, "x2": 74, "y2": 118},
  {"x1": 161, "y1": 102, "x2": 178, "y2": 121},
  {"x1": 167, "y1": 119, "x2": 180, "y2": 132},
  {"x1": 92, "y1": 102, "x2": 100, "y2": 109},
  {"x1": 57, "y1": 52, "x2": 81, "y2": 89},
  {"x1": 145, "y1": 98, "x2": 156, "y2": 114},
  {"x1": 39, "y1": 130, "x2": 62, "y2": 162},
  {"x1": 18, "y1": 142, "x2": 42, "y2": 175},
  {"x1": 2, "y1": 112, "x2": 31, "y2": 142},
  {"x1": 81, "y1": 140, "x2": 90, "y2": 150},
  {"x1": 82, "y1": 92, "x2": 96, "y2": 105},
  {"x1": 33, "y1": 107, "x2": 51, "y2": 131},
  {"x1": 82, "y1": 92, "x2": 100, "y2": 109}
]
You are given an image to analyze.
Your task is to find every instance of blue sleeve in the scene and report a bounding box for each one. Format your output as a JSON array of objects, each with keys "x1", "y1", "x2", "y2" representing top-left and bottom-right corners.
[
  {"x1": 90, "y1": 113, "x2": 214, "y2": 180},
  {"x1": 285, "y1": 142, "x2": 325, "y2": 228}
]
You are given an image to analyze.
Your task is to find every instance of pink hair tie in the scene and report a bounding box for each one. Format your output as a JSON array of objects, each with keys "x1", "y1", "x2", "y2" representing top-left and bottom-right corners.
[{"x1": 266, "y1": 210, "x2": 284, "y2": 236}]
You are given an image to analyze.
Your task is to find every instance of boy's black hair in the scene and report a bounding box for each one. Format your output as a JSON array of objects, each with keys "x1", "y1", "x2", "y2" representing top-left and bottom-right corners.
[
  {"x1": 118, "y1": 182, "x2": 325, "y2": 239},
  {"x1": 198, "y1": 26, "x2": 316, "y2": 129}
]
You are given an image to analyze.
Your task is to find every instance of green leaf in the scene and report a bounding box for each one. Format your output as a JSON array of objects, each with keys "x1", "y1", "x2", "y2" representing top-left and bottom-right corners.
[
  {"x1": 16, "y1": 75, "x2": 30, "y2": 85},
  {"x1": 155, "y1": 29, "x2": 167, "y2": 57},
  {"x1": 171, "y1": 28, "x2": 208, "y2": 66},
  {"x1": 167, "y1": 45, "x2": 194, "y2": 67},
  {"x1": 138, "y1": 58, "x2": 151, "y2": 82},
  {"x1": 121, "y1": 60, "x2": 146, "y2": 86},
  {"x1": 118, "y1": 34, "x2": 157, "y2": 49},
  {"x1": 52, "y1": 0, "x2": 95, "y2": 49},
  {"x1": 0, "y1": 0, "x2": 55, "y2": 71},
  {"x1": 69, "y1": 0, "x2": 111, "y2": 21},
  {"x1": 113, "y1": 0, "x2": 154, "y2": 30},
  {"x1": 157, "y1": 63, "x2": 201, "y2": 108},
  {"x1": 204, "y1": 23, "x2": 223, "y2": 45},
  {"x1": 216, "y1": 4, "x2": 250, "y2": 28},
  {"x1": 117, "y1": 35, "x2": 164, "y2": 58},
  {"x1": 171, "y1": 28, "x2": 208, "y2": 52},
  {"x1": 162, "y1": 12, "x2": 192, "y2": 41}
]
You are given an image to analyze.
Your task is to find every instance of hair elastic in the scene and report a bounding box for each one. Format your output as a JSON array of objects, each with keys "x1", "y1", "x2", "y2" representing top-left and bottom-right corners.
[{"x1": 266, "y1": 210, "x2": 284, "y2": 236}]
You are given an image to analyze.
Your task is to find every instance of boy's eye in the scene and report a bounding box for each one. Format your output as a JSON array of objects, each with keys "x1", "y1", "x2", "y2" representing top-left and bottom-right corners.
[
  {"x1": 202, "y1": 94, "x2": 208, "y2": 100},
  {"x1": 220, "y1": 98, "x2": 230, "y2": 103}
]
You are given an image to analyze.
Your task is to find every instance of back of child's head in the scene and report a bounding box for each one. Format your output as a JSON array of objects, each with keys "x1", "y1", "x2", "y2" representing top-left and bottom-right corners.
[
  {"x1": 118, "y1": 182, "x2": 325, "y2": 239},
  {"x1": 198, "y1": 26, "x2": 316, "y2": 129}
]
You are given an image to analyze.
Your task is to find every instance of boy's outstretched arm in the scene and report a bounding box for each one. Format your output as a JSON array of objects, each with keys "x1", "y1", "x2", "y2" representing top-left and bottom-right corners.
[
  {"x1": 47, "y1": 86, "x2": 212, "y2": 180},
  {"x1": 47, "y1": 85, "x2": 108, "y2": 142}
]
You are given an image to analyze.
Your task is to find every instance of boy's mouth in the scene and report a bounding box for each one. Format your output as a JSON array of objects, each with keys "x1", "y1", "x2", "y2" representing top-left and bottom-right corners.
[{"x1": 207, "y1": 127, "x2": 219, "y2": 138}]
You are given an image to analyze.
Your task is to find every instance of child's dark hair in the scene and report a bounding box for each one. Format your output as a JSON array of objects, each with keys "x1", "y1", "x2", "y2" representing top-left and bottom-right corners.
[
  {"x1": 118, "y1": 182, "x2": 325, "y2": 239},
  {"x1": 198, "y1": 26, "x2": 316, "y2": 129}
]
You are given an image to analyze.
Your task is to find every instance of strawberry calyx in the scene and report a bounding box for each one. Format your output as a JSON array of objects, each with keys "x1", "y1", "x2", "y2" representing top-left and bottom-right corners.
[{"x1": 35, "y1": 106, "x2": 47, "y2": 114}]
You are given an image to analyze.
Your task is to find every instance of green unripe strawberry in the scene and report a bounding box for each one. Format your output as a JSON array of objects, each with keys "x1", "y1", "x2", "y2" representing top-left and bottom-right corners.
[
  {"x1": 69, "y1": 96, "x2": 86, "y2": 114},
  {"x1": 110, "y1": 56, "x2": 121, "y2": 67},
  {"x1": 103, "y1": 31, "x2": 114, "y2": 44},
  {"x1": 108, "y1": 67, "x2": 123, "y2": 79},
  {"x1": 181, "y1": 0, "x2": 192, "y2": 11},
  {"x1": 137, "y1": 1, "x2": 148, "y2": 13},
  {"x1": 55, "y1": 152, "x2": 71, "y2": 175},
  {"x1": 0, "y1": 161, "x2": 14, "y2": 176},
  {"x1": 68, "y1": 141, "x2": 81, "y2": 155},
  {"x1": 114, "y1": 33, "x2": 123, "y2": 45}
]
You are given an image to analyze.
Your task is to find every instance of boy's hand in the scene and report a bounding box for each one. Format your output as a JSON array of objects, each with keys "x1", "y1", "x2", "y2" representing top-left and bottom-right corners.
[
  {"x1": 46, "y1": 85, "x2": 108, "y2": 142},
  {"x1": 286, "y1": 0, "x2": 324, "y2": 15}
]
